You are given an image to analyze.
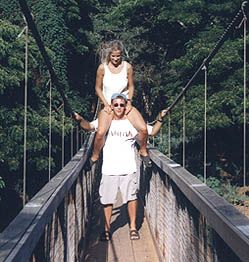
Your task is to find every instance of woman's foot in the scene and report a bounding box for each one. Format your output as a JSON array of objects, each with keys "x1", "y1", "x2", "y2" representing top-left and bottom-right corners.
[
  {"x1": 90, "y1": 154, "x2": 99, "y2": 163},
  {"x1": 140, "y1": 154, "x2": 152, "y2": 168}
]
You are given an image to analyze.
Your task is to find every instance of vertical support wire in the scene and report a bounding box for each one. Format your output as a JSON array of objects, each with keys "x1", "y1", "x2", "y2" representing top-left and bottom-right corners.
[
  {"x1": 71, "y1": 122, "x2": 74, "y2": 158},
  {"x1": 83, "y1": 131, "x2": 85, "y2": 146},
  {"x1": 48, "y1": 79, "x2": 52, "y2": 181},
  {"x1": 23, "y1": 24, "x2": 28, "y2": 207},
  {"x1": 203, "y1": 65, "x2": 208, "y2": 184},
  {"x1": 182, "y1": 95, "x2": 186, "y2": 168},
  {"x1": 62, "y1": 105, "x2": 65, "y2": 168},
  {"x1": 160, "y1": 127, "x2": 162, "y2": 144},
  {"x1": 168, "y1": 112, "x2": 171, "y2": 158},
  {"x1": 242, "y1": 4, "x2": 247, "y2": 213},
  {"x1": 76, "y1": 124, "x2": 79, "y2": 151},
  {"x1": 80, "y1": 130, "x2": 83, "y2": 148}
]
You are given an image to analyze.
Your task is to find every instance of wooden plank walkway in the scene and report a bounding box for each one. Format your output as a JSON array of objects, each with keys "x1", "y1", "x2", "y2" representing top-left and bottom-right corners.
[{"x1": 83, "y1": 190, "x2": 159, "y2": 262}]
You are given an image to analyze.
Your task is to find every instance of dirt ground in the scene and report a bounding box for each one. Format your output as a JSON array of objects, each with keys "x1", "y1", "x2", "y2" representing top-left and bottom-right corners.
[
  {"x1": 234, "y1": 186, "x2": 249, "y2": 219},
  {"x1": 235, "y1": 205, "x2": 249, "y2": 218}
]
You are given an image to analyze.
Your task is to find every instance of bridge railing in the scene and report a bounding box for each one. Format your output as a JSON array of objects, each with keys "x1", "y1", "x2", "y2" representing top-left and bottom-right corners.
[
  {"x1": 1, "y1": 134, "x2": 248, "y2": 262},
  {"x1": 139, "y1": 146, "x2": 249, "y2": 262},
  {"x1": 0, "y1": 133, "x2": 96, "y2": 262}
]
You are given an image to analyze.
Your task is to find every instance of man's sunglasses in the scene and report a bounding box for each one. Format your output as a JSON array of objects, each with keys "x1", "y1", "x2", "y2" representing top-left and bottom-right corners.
[{"x1": 113, "y1": 103, "x2": 125, "y2": 107}]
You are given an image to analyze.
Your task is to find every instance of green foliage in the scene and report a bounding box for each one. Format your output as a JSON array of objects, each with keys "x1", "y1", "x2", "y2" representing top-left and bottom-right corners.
[
  {"x1": 197, "y1": 175, "x2": 223, "y2": 195},
  {"x1": 0, "y1": 176, "x2": 5, "y2": 201},
  {"x1": 0, "y1": 0, "x2": 22, "y2": 24},
  {"x1": 0, "y1": 18, "x2": 74, "y2": 203},
  {"x1": 30, "y1": 0, "x2": 68, "y2": 88},
  {"x1": 1, "y1": 0, "x2": 248, "y2": 229},
  {"x1": 221, "y1": 183, "x2": 245, "y2": 206},
  {"x1": 30, "y1": 0, "x2": 96, "y2": 113},
  {"x1": 92, "y1": 0, "x2": 246, "y2": 123},
  {"x1": 0, "y1": 177, "x2": 5, "y2": 189},
  {"x1": 197, "y1": 175, "x2": 248, "y2": 206},
  {"x1": 0, "y1": 0, "x2": 96, "y2": 231}
]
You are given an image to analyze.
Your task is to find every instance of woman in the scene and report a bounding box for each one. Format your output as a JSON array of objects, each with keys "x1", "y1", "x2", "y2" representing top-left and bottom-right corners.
[{"x1": 91, "y1": 40, "x2": 150, "y2": 167}]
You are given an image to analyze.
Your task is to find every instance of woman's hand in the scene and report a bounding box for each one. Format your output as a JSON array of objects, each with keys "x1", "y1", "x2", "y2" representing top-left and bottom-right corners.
[
  {"x1": 104, "y1": 104, "x2": 112, "y2": 114},
  {"x1": 125, "y1": 102, "x2": 133, "y2": 115}
]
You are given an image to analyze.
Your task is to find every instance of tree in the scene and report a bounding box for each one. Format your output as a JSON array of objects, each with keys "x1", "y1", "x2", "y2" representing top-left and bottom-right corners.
[
  {"x1": 0, "y1": 18, "x2": 73, "y2": 230},
  {"x1": 91, "y1": 0, "x2": 248, "y2": 181}
]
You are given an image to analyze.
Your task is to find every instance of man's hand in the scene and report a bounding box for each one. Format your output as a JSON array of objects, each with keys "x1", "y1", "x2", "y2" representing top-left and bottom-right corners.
[
  {"x1": 74, "y1": 112, "x2": 83, "y2": 121},
  {"x1": 160, "y1": 108, "x2": 169, "y2": 119},
  {"x1": 157, "y1": 108, "x2": 170, "y2": 122}
]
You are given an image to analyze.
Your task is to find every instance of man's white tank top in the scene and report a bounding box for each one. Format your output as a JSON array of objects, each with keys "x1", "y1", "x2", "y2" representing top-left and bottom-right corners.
[{"x1": 102, "y1": 61, "x2": 129, "y2": 104}]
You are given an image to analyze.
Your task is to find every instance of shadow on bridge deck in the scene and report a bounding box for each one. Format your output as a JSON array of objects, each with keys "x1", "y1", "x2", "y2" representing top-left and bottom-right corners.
[{"x1": 83, "y1": 189, "x2": 159, "y2": 262}]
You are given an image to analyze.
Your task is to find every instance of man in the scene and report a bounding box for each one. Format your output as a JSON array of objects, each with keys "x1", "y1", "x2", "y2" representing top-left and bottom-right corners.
[
  {"x1": 75, "y1": 94, "x2": 168, "y2": 241},
  {"x1": 74, "y1": 109, "x2": 168, "y2": 138}
]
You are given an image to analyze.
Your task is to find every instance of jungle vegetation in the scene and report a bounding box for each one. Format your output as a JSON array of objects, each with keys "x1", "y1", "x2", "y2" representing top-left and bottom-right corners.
[{"x1": 0, "y1": 0, "x2": 248, "y2": 230}]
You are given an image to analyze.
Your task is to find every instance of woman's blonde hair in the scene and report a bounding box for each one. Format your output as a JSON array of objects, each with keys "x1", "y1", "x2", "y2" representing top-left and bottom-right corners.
[{"x1": 99, "y1": 40, "x2": 124, "y2": 63}]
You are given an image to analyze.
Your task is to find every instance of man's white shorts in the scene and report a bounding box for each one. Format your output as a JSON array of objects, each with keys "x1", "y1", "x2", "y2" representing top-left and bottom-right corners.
[{"x1": 99, "y1": 173, "x2": 138, "y2": 205}]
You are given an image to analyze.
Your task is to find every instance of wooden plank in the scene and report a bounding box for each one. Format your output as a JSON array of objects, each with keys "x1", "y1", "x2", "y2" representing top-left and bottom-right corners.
[
  {"x1": 131, "y1": 200, "x2": 159, "y2": 262},
  {"x1": 83, "y1": 195, "x2": 109, "y2": 262},
  {"x1": 107, "y1": 191, "x2": 134, "y2": 262},
  {"x1": 83, "y1": 190, "x2": 159, "y2": 262}
]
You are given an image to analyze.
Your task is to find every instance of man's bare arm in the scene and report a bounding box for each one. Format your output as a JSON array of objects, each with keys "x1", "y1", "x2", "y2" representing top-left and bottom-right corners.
[
  {"x1": 74, "y1": 112, "x2": 95, "y2": 132},
  {"x1": 150, "y1": 108, "x2": 168, "y2": 136}
]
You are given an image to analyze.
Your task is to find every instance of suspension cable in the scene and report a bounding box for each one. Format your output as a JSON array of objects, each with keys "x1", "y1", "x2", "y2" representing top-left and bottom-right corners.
[
  {"x1": 163, "y1": 2, "x2": 248, "y2": 115},
  {"x1": 76, "y1": 125, "x2": 79, "y2": 151},
  {"x1": 48, "y1": 79, "x2": 52, "y2": 181},
  {"x1": 23, "y1": 23, "x2": 28, "y2": 207},
  {"x1": 236, "y1": 1, "x2": 248, "y2": 214},
  {"x1": 19, "y1": 0, "x2": 74, "y2": 117},
  {"x1": 242, "y1": 2, "x2": 247, "y2": 214},
  {"x1": 62, "y1": 105, "x2": 65, "y2": 168},
  {"x1": 203, "y1": 65, "x2": 208, "y2": 184},
  {"x1": 168, "y1": 112, "x2": 171, "y2": 158},
  {"x1": 80, "y1": 130, "x2": 83, "y2": 148},
  {"x1": 71, "y1": 123, "x2": 74, "y2": 159},
  {"x1": 182, "y1": 95, "x2": 186, "y2": 168},
  {"x1": 160, "y1": 126, "x2": 162, "y2": 145}
]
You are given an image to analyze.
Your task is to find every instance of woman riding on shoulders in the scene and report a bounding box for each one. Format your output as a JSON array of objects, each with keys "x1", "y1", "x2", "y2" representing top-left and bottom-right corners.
[{"x1": 91, "y1": 40, "x2": 151, "y2": 167}]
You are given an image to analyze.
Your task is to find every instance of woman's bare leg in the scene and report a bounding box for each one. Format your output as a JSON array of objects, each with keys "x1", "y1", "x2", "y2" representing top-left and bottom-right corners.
[
  {"x1": 127, "y1": 107, "x2": 148, "y2": 156},
  {"x1": 91, "y1": 109, "x2": 112, "y2": 162}
]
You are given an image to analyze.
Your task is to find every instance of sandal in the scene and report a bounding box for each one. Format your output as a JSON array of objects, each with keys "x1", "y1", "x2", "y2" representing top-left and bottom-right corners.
[
  {"x1": 130, "y1": 229, "x2": 140, "y2": 240},
  {"x1": 140, "y1": 154, "x2": 152, "y2": 168},
  {"x1": 100, "y1": 231, "x2": 112, "y2": 241}
]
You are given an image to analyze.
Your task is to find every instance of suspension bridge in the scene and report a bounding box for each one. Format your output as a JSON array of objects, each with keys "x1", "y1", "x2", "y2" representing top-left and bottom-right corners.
[{"x1": 0, "y1": 1, "x2": 249, "y2": 261}]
